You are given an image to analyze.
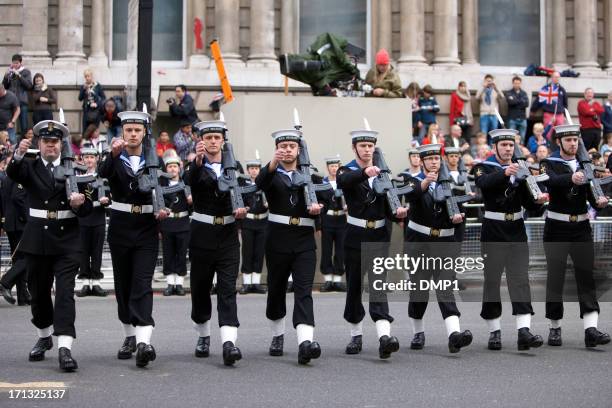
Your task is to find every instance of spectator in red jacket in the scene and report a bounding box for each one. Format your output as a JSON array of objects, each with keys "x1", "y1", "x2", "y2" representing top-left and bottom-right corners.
[
  {"x1": 156, "y1": 131, "x2": 175, "y2": 157},
  {"x1": 449, "y1": 81, "x2": 473, "y2": 138},
  {"x1": 577, "y1": 87, "x2": 604, "y2": 151}
]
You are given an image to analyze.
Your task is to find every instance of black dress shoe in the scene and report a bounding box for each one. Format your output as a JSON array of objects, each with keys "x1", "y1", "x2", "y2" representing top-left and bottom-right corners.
[
  {"x1": 298, "y1": 340, "x2": 321, "y2": 365},
  {"x1": 58, "y1": 347, "x2": 78, "y2": 372},
  {"x1": 488, "y1": 330, "x2": 502, "y2": 350},
  {"x1": 269, "y1": 335, "x2": 284, "y2": 356},
  {"x1": 250, "y1": 284, "x2": 266, "y2": 294},
  {"x1": 222, "y1": 341, "x2": 242, "y2": 366},
  {"x1": 117, "y1": 336, "x2": 136, "y2": 359},
  {"x1": 286, "y1": 282, "x2": 294, "y2": 293},
  {"x1": 345, "y1": 335, "x2": 362, "y2": 354},
  {"x1": 163, "y1": 285, "x2": 174, "y2": 296},
  {"x1": 76, "y1": 285, "x2": 91, "y2": 298},
  {"x1": 410, "y1": 332, "x2": 425, "y2": 350},
  {"x1": 333, "y1": 282, "x2": 347, "y2": 292},
  {"x1": 239, "y1": 285, "x2": 250, "y2": 295},
  {"x1": 135, "y1": 343, "x2": 156, "y2": 368},
  {"x1": 448, "y1": 330, "x2": 473, "y2": 353},
  {"x1": 517, "y1": 328, "x2": 543, "y2": 351},
  {"x1": 17, "y1": 299, "x2": 31, "y2": 306},
  {"x1": 319, "y1": 281, "x2": 334, "y2": 292},
  {"x1": 90, "y1": 285, "x2": 107, "y2": 297},
  {"x1": 379, "y1": 335, "x2": 400, "y2": 359},
  {"x1": 548, "y1": 328, "x2": 562, "y2": 346},
  {"x1": 0, "y1": 283, "x2": 16, "y2": 304},
  {"x1": 174, "y1": 285, "x2": 186, "y2": 296},
  {"x1": 29, "y1": 336, "x2": 53, "y2": 361},
  {"x1": 195, "y1": 336, "x2": 210, "y2": 358},
  {"x1": 585, "y1": 327, "x2": 611, "y2": 348}
]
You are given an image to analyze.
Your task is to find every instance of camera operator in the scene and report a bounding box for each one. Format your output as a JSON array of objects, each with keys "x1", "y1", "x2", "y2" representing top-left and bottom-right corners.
[
  {"x1": 2, "y1": 54, "x2": 32, "y2": 141},
  {"x1": 168, "y1": 84, "x2": 199, "y2": 127},
  {"x1": 364, "y1": 49, "x2": 403, "y2": 98}
]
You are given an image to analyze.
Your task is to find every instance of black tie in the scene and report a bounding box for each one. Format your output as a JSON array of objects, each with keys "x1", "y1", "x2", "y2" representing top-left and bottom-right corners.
[{"x1": 46, "y1": 162, "x2": 54, "y2": 174}]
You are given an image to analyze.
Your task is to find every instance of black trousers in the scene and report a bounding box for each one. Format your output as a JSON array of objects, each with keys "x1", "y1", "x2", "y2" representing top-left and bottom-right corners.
[
  {"x1": 320, "y1": 225, "x2": 346, "y2": 275},
  {"x1": 109, "y1": 243, "x2": 157, "y2": 327},
  {"x1": 343, "y1": 247, "x2": 393, "y2": 324},
  {"x1": 407, "y1": 241, "x2": 461, "y2": 320},
  {"x1": 0, "y1": 231, "x2": 27, "y2": 296},
  {"x1": 190, "y1": 245, "x2": 240, "y2": 327},
  {"x1": 544, "y1": 221, "x2": 599, "y2": 320},
  {"x1": 161, "y1": 230, "x2": 189, "y2": 276},
  {"x1": 78, "y1": 225, "x2": 105, "y2": 280},
  {"x1": 26, "y1": 252, "x2": 80, "y2": 338},
  {"x1": 266, "y1": 249, "x2": 316, "y2": 327},
  {"x1": 240, "y1": 227, "x2": 266, "y2": 273},
  {"x1": 480, "y1": 242, "x2": 534, "y2": 319},
  {"x1": 581, "y1": 128, "x2": 602, "y2": 152}
]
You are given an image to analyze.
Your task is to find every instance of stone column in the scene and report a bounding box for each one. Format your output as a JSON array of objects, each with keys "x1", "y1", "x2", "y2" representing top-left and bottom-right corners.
[
  {"x1": 248, "y1": 0, "x2": 277, "y2": 66},
  {"x1": 21, "y1": 0, "x2": 52, "y2": 64},
  {"x1": 605, "y1": 0, "x2": 612, "y2": 71},
  {"x1": 432, "y1": 0, "x2": 460, "y2": 66},
  {"x1": 88, "y1": 0, "x2": 108, "y2": 66},
  {"x1": 551, "y1": 0, "x2": 568, "y2": 70},
  {"x1": 398, "y1": 0, "x2": 427, "y2": 68},
  {"x1": 377, "y1": 0, "x2": 392, "y2": 55},
  {"x1": 280, "y1": 0, "x2": 298, "y2": 53},
  {"x1": 189, "y1": 0, "x2": 210, "y2": 67},
  {"x1": 55, "y1": 0, "x2": 87, "y2": 63},
  {"x1": 215, "y1": 0, "x2": 241, "y2": 61},
  {"x1": 461, "y1": 0, "x2": 478, "y2": 65},
  {"x1": 573, "y1": 0, "x2": 599, "y2": 71}
]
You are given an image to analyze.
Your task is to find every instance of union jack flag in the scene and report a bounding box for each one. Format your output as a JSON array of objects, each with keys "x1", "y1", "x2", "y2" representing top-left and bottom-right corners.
[{"x1": 538, "y1": 84, "x2": 559, "y2": 105}]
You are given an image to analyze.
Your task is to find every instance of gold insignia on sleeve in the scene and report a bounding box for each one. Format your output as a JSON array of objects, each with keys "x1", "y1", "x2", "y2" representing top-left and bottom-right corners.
[
  {"x1": 17, "y1": 184, "x2": 23, "y2": 189},
  {"x1": 540, "y1": 164, "x2": 547, "y2": 174},
  {"x1": 475, "y1": 168, "x2": 483, "y2": 177},
  {"x1": 408, "y1": 181, "x2": 415, "y2": 188}
]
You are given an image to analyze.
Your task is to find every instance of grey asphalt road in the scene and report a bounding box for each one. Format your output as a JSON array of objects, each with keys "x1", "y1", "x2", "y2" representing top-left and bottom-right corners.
[{"x1": 0, "y1": 294, "x2": 611, "y2": 408}]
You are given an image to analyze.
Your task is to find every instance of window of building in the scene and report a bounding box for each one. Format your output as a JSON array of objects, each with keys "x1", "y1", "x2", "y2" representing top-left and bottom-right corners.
[
  {"x1": 299, "y1": 0, "x2": 370, "y2": 64},
  {"x1": 111, "y1": 0, "x2": 184, "y2": 63},
  {"x1": 478, "y1": 0, "x2": 542, "y2": 67}
]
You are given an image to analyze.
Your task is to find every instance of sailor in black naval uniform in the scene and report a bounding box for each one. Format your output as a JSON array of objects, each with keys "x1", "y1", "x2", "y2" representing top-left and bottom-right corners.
[
  {"x1": 7, "y1": 118, "x2": 92, "y2": 372},
  {"x1": 256, "y1": 129, "x2": 328, "y2": 365},
  {"x1": 473, "y1": 128, "x2": 547, "y2": 351},
  {"x1": 319, "y1": 155, "x2": 347, "y2": 292},
  {"x1": 404, "y1": 144, "x2": 472, "y2": 353},
  {"x1": 98, "y1": 109, "x2": 169, "y2": 368},
  {"x1": 336, "y1": 126, "x2": 407, "y2": 359},
  {"x1": 160, "y1": 150, "x2": 192, "y2": 297},
  {"x1": 76, "y1": 143, "x2": 109, "y2": 297},
  {"x1": 186, "y1": 119, "x2": 245, "y2": 366},
  {"x1": 0, "y1": 151, "x2": 31, "y2": 306},
  {"x1": 398, "y1": 148, "x2": 422, "y2": 181},
  {"x1": 240, "y1": 158, "x2": 267, "y2": 294},
  {"x1": 541, "y1": 124, "x2": 610, "y2": 348}
]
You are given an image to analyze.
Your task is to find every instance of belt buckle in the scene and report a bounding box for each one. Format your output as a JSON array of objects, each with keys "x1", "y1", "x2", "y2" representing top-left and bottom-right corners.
[
  {"x1": 569, "y1": 214, "x2": 578, "y2": 222},
  {"x1": 255, "y1": 214, "x2": 262, "y2": 220},
  {"x1": 366, "y1": 220, "x2": 376, "y2": 229},
  {"x1": 290, "y1": 216, "x2": 300, "y2": 226},
  {"x1": 172, "y1": 212, "x2": 181, "y2": 218},
  {"x1": 214, "y1": 216, "x2": 224, "y2": 225},
  {"x1": 430, "y1": 228, "x2": 440, "y2": 237},
  {"x1": 131, "y1": 205, "x2": 142, "y2": 214},
  {"x1": 47, "y1": 211, "x2": 57, "y2": 220},
  {"x1": 333, "y1": 210, "x2": 340, "y2": 216},
  {"x1": 504, "y1": 213, "x2": 514, "y2": 221}
]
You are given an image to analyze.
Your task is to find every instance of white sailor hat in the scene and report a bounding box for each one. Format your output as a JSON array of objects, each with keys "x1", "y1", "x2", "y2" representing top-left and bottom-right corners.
[
  {"x1": 553, "y1": 123, "x2": 581, "y2": 139},
  {"x1": 324, "y1": 155, "x2": 341, "y2": 165},
  {"x1": 417, "y1": 143, "x2": 443, "y2": 158},
  {"x1": 407, "y1": 147, "x2": 419, "y2": 155},
  {"x1": 272, "y1": 129, "x2": 302, "y2": 144},
  {"x1": 193, "y1": 120, "x2": 227, "y2": 136},
  {"x1": 489, "y1": 128, "x2": 518, "y2": 143},
  {"x1": 33, "y1": 120, "x2": 69, "y2": 140},
  {"x1": 445, "y1": 147, "x2": 461, "y2": 156},
  {"x1": 245, "y1": 159, "x2": 262, "y2": 168},
  {"x1": 80, "y1": 143, "x2": 98, "y2": 156},
  {"x1": 350, "y1": 130, "x2": 378, "y2": 144},
  {"x1": 118, "y1": 110, "x2": 151, "y2": 125}
]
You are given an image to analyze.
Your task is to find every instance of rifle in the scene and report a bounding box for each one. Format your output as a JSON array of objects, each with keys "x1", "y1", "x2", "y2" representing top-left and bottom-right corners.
[
  {"x1": 432, "y1": 160, "x2": 474, "y2": 219},
  {"x1": 372, "y1": 147, "x2": 414, "y2": 215},
  {"x1": 576, "y1": 137, "x2": 612, "y2": 201},
  {"x1": 90, "y1": 177, "x2": 110, "y2": 200},
  {"x1": 290, "y1": 108, "x2": 333, "y2": 207}
]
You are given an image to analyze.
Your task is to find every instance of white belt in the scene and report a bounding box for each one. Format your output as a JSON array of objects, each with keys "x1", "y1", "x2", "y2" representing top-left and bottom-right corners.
[
  {"x1": 268, "y1": 213, "x2": 315, "y2": 227},
  {"x1": 484, "y1": 210, "x2": 524, "y2": 222},
  {"x1": 326, "y1": 209, "x2": 346, "y2": 216},
  {"x1": 546, "y1": 211, "x2": 589, "y2": 223},
  {"x1": 246, "y1": 212, "x2": 268, "y2": 220},
  {"x1": 408, "y1": 220, "x2": 455, "y2": 237},
  {"x1": 192, "y1": 212, "x2": 235, "y2": 225},
  {"x1": 29, "y1": 209, "x2": 76, "y2": 220},
  {"x1": 346, "y1": 215, "x2": 386, "y2": 229},
  {"x1": 169, "y1": 211, "x2": 189, "y2": 219},
  {"x1": 110, "y1": 202, "x2": 154, "y2": 214}
]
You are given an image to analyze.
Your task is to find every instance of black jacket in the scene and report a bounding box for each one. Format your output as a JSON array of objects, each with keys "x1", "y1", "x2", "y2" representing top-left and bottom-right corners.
[
  {"x1": 160, "y1": 177, "x2": 191, "y2": 233},
  {"x1": 242, "y1": 179, "x2": 268, "y2": 231},
  {"x1": 169, "y1": 94, "x2": 199, "y2": 124},
  {"x1": 504, "y1": 88, "x2": 529, "y2": 120},
  {"x1": 0, "y1": 171, "x2": 28, "y2": 232}
]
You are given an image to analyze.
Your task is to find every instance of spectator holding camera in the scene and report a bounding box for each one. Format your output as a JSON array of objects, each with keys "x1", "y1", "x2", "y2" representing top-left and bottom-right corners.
[
  {"x1": 2, "y1": 54, "x2": 32, "y2": 138},
  {"x1": 578, "y1": 87, "x2": 604, "y2": 151},
  {"x1": 504, "y1": 76, "x2": 529, "y2": 143},
  {"x1": 476, "y1": 74, "x2": 504, "y2": 136},
  {"x1": 364, "y1": 49, "x2": 403, "y2": 98},
  {"x1": 29, "y1": 73, "x2": 56, "y2": 126},
  {"x1": 0, "y1": 84, "x2": 20, "y2": 145},
  {"x1": 168, "y1": 84, "x2": 199, "y2": 125},
  {"x1": 78, "y1": 68, "x2": 106, "y2": 133}
]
